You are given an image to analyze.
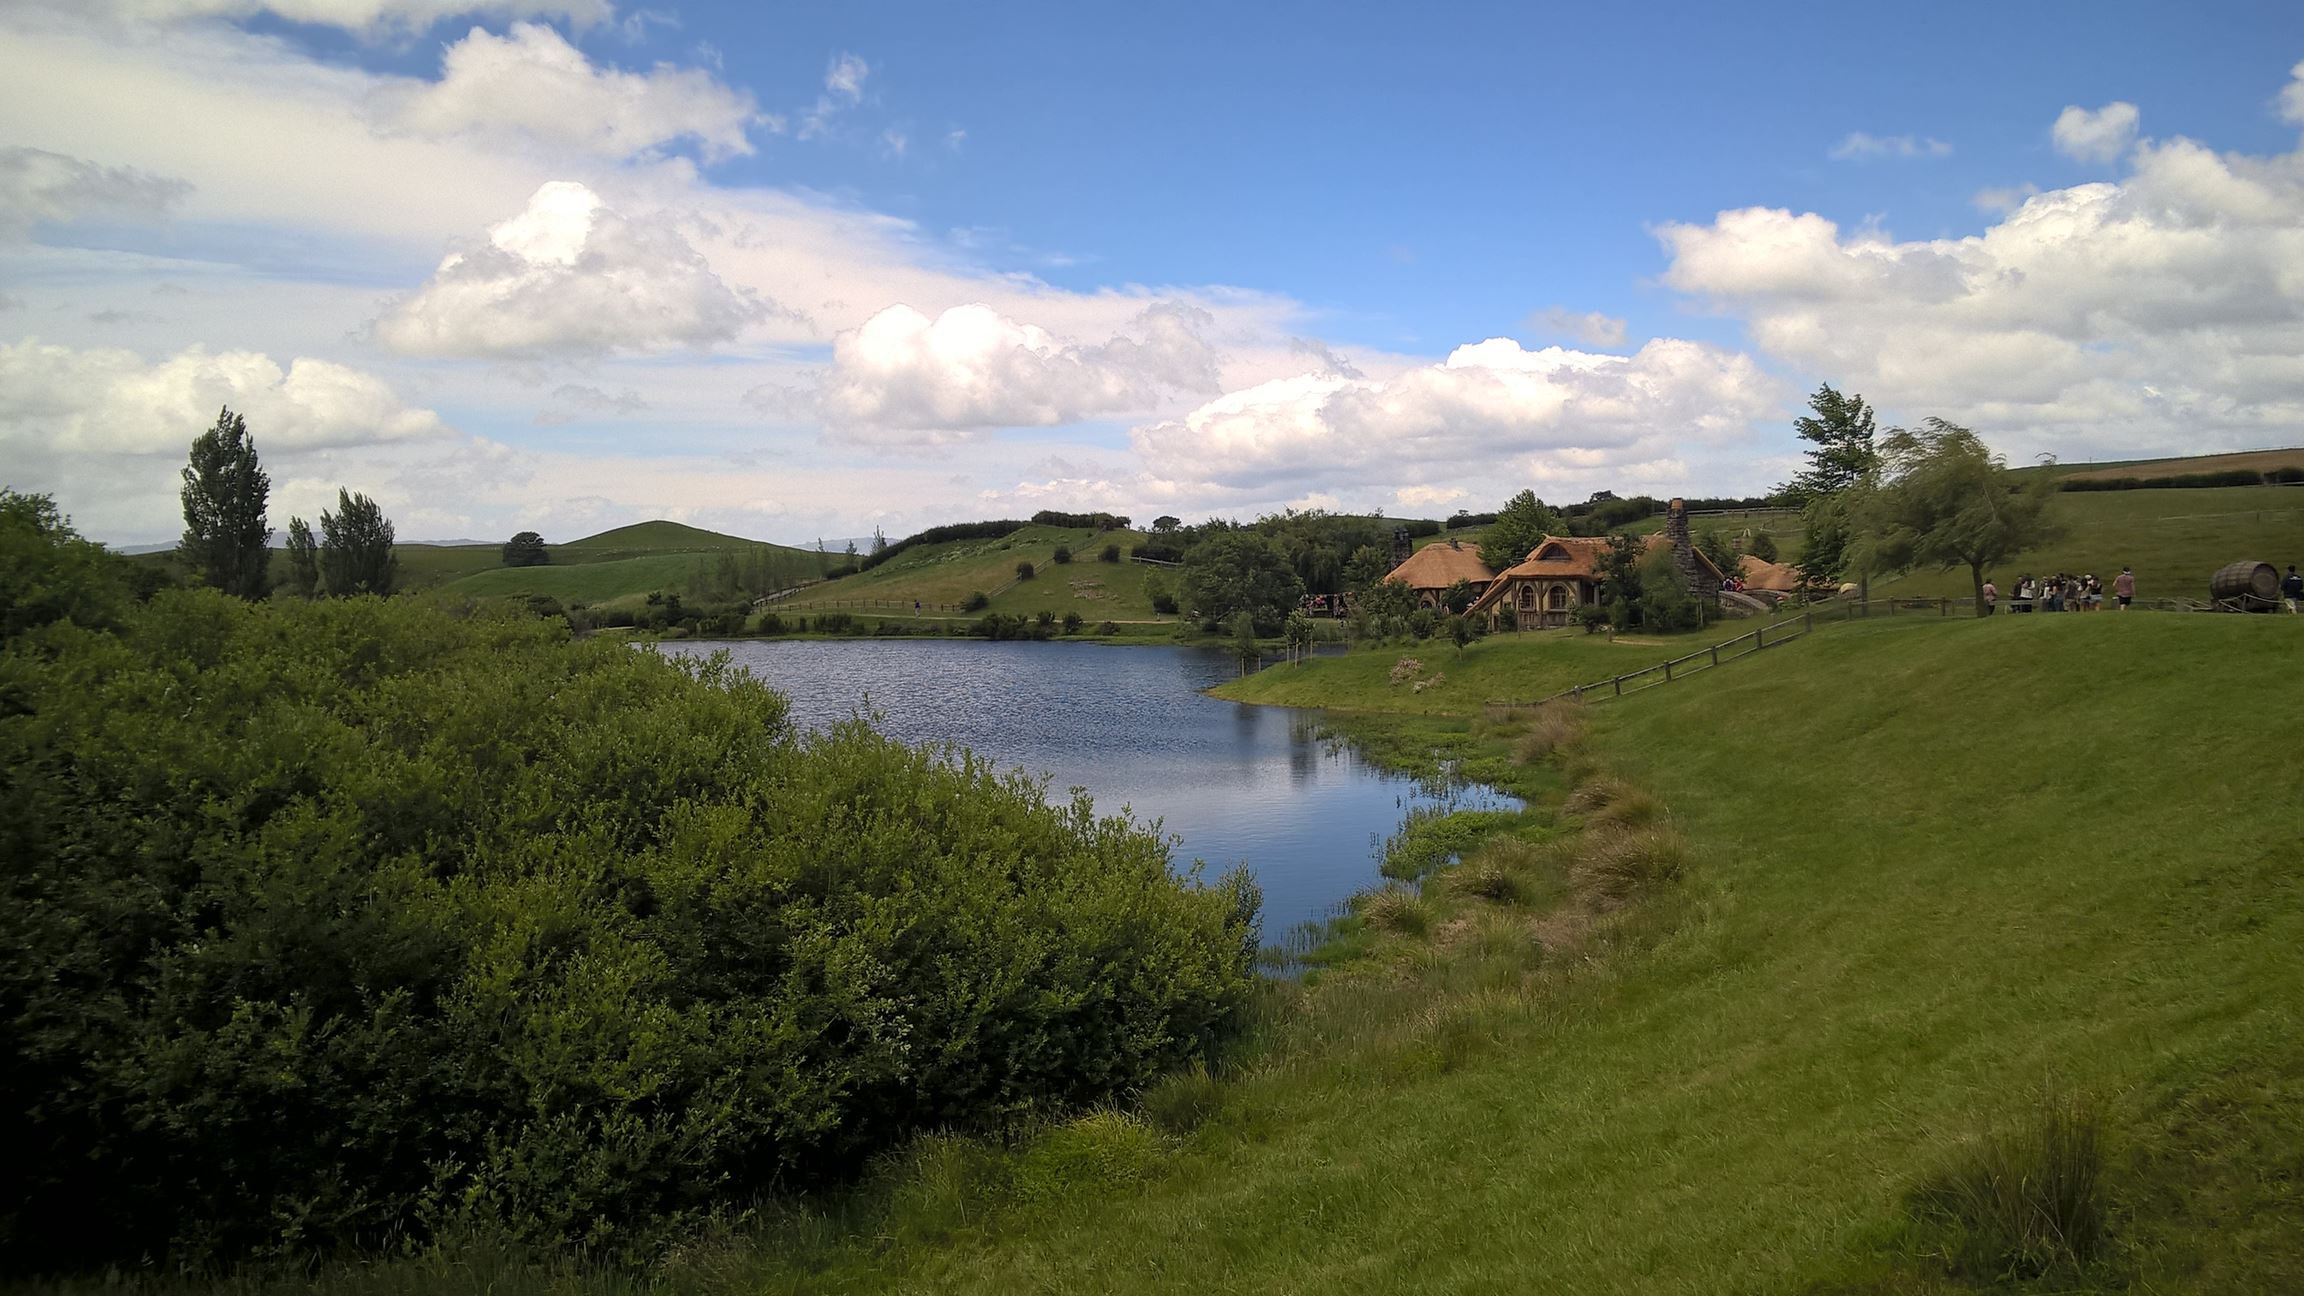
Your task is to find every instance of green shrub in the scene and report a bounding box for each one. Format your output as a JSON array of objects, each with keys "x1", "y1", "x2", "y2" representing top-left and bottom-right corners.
[
  {"x1": 1061, "y1": 611, "x2": 1084, "y2": 634},
  {"x1": 1908, "y1": 1091, "x2": 2106, "y2": 1280},
  {"x1": 1052, "y1": 546, "x2": 1072, "y2": 565},
  {"x1": 962, "y1": 591, "x2": 990, "y2": 612},
  {"x1": 1099, "y1": 544, "x2": 1121, "y2": 563},
  {"x1": 1015, "y1": 561, "x2": 1036, "y2": 581},
  {"x1": 1096, "y1": 620, "x2": 1119, "y2": 635},
  {"x1": 0, "y1": 584, "x2": 1259, "y2": 1269}
]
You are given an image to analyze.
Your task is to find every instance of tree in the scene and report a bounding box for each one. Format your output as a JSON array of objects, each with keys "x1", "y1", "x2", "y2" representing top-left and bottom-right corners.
[
  {"x1": 319, "y1": 488, "x2": 397, "y2": 596},
  {"x1": 1477, "y1": 489, "x2": 1564, "y2": 572},
  {"x1": 1341, "y1": 544, "x2": 1392, "y2": 595},
  {"x1": 1053, "y1": 545, "x2": 1073, "y2": 565},
  {"x1": 1282, "y1": 610, "x2": 1315, "y2": 664},
  {"x1": 1781, "y1": 384, "x2": 1881, "y2": 587},
  {"x1": 2, "y1": 490, "x2": 134, "y2": 638},
  {"x1": 1696, "y1": 528, "x2": 1737, "y2": 581},
  {"x1": 1153, "y1": 515, "x2": 1180, "y2": 533},
  {"x1": 870, "y1": 526, "x2": 887, "y2": 555},
  {"x1": 1748, "y1": 530, "x2": 1780, "y2": 563},
  {"x1": 1015, "y1": 560, "x2": 1036, "y2": 581},
  {"x1": 1440, "y1": 577, "x2": 1476, "y2": 614},
  {"x1": 1180, "y1": 530, "x2": 1305, "y2": 634},
  {"x1": 502, "y1": 531, "x2": 548, "y2": 567},
  {"x1": 177, "y1": 406, "x2": 271, "y2": 599},
  {"x1": 1230, "y1": 610, "x2": 1260, "y2": 676},
  {"x1": 285, "y1": 517, "x2": 319, "y2": 598},
  {"x1": 1447, "y1": 614, "x2": 1473, "y2": 655},
  {"x1": 1856, "y1": 419, "x2": 2060, "y2": 615},
  {"x1": 1597, "y1": 532, "x2": 1645, "y2": 628}
]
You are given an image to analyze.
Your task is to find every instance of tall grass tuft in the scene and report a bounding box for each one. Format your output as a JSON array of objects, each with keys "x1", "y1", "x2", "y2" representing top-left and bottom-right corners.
[
  {"x1": 1448, "y1": 856, "x2": 1525, "y2": 904},
  {"x1": 1572, "y1": 827, "x2": 1688, "y2": 904},
  {"x1": 1908, "y1": 1090, "x2": 2107, "y2": 1281},
  {"x1": 1359, "y1": 886, "x2": 1431, "y2": 936},
  {"x1": 1510, "y1": 703, "x2": 1587, "y2": 765},
  {"x1": 1562, "y1": 775, "x2": 1661, "y2": 827},
  {"x1": 1139, "y1": 1062, "x2": 1225, "y2": 1135}
]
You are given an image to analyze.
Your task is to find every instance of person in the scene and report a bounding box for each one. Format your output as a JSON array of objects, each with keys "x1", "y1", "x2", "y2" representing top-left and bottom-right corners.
[
  {"x1": 2284, "y1": 564, "x2": 2303, "y2": 613},
  {"x1": 2114, "y1": 566, "x2": 2135, "y2": 610},
  {"x1": 1982, "y1": 577, "x2": 1998, "y2": 615}
]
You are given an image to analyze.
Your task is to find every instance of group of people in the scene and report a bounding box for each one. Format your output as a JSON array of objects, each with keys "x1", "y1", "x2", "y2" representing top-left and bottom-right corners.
[{"x1": 1981, "y1": 567, "x2": 2135, "y2": 614}]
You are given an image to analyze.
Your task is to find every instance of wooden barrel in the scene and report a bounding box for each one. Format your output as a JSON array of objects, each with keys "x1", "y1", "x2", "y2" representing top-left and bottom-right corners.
[{"x1": 2209, "y1": 560, "x2": 2279, "y2": 608}]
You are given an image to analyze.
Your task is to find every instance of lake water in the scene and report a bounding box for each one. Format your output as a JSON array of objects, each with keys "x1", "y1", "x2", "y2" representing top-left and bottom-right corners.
[{"x1": 654, "y1": 639, "x2": 1516, "y2": 945}]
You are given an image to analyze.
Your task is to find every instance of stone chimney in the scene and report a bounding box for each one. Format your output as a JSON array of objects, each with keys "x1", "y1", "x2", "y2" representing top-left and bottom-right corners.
[{"x1": 1666, "y1": 498, "x2": 1720, "y2": 600}]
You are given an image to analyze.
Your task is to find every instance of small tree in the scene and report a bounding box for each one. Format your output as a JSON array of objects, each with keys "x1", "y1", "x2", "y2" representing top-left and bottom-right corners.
[
  {"x1": 1748, "y1": 530, "x2": 1780, "y2": 563},
  {"x1": 502, "y1": 530, "x2": 548, "y2": 567},
  {"x1": 1598, "y1": 533, "x2": 1645, "y2": 629},
  {"x1": 1696, "y1": 528, "x2": 1737, "y2": 581},
  {"x1": 1283, "y1": 609, "x2": 1315, "y2": 664},
  {"x1": 177, "y1": 406, "x2": 271, "y2": 599},
  {"x1": 1099, "y1": 543, "x2": 1121, "y2": 563},
  {"x1": 1052, "y1": 545, "x2": 1073, "y2": 565},
  {"x1": 1230, "y1": 610, "x2": 1259, "y2": 675},
  {"x1": 1478, "y1": 489, "x2": 1564, "y2": 572},
  {"x1": 1153, "y1": 515, "x2": 1180, "y2": 533},
  {"x1": 319, "y1": 488, "x2": 397, "y2": 597},
  {"x1": 1782, "y1": 383, "x2": 1882, "y2": 586},
  {"x1": 1015, "y1": 560, "x2": 1036, "y2": 581},
  {"x1": 1858, "y1": 419, "x2": 2060, "y2": 615},
  {"x1": 284, "y1": 517, "x2": 319, "y2": 598},
  {"x1": 1447, "y1": 614, "x2": 1473, "y2": 655}
]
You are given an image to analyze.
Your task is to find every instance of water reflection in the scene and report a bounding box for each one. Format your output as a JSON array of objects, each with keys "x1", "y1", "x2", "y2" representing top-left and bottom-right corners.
[{"x1": 656, "y1": 638, "x2": 1518, "y2": 941}]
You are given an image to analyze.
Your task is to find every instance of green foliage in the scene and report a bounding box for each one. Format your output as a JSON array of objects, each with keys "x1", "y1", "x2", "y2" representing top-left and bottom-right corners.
[
  {"x1": 1099, "y1": 543, "x2": 1120, "y2": 563},
  {"x1": 1010, "y1": 1111, "x2": 1163, "y2": 1207},
  {"x1": 1635, "y1": 548, "x2": 1707, "y2": 633},
  {"x1": 1341, "y1": 543, "x2": 1391, "y2": 595},
  {"x1": 319, "y1": 488, "x2": 397, "y2": 597},
  {"x1": 1781, "y1": 382, "x2": 1879, "y2": 504},
  {"x1": 1598, "y1": 533, "x2": 1644, "y2": 628},
  {"x1": 1477, "y1": 489, "x2": 1563, "y2": 571},
  {"x1": 1, "y1": 489, "x2": 135, "y2": 637},
  {"x1": 962, "y1": 590, "x2": 990, "y2": 612},
  {"x1": 0, "y1": 547, "x2": 1259, "y2": 1270},
  {"x1": 1181, "y1": 531, "x2": 1304, "y2": 634},
  {"x1": 1379, "y1": 808, "x2": 1525, "y2": 881},
  {"x1": 1138, "y1": 1061, "x2": 1223, "y2": 1135},
  {"x1": 501, "y1": 531, "x2": 548, "y2": 568},
  {"x1": 1695, "y1": 527, "x2": 1736, "y2": 578},
  {"x1": 1015, "y1": 560, "x2": 1036, "y2": 581},
  {"x1": 1060, "y1": 611, "x2": 1084, "y2": 634},
  {"x1": 178, "y1": 406, "x2": 273, "y2": 600},
  {"x1": 1858, "y1": 418, "x2": 2062, "y2": 612},
  {"x1": 1439, "y1": 577, "x2": 1476, "y2": 614},
  {"x1": 1052, "y1": 546, "x2": 1072, "y2": 565},
  {"x1": 285, "y1": 516, "x2": 319, "y2": 598},
  {"x1": 1747, "y1": 528, "x2": 1779, "y2": 562}
]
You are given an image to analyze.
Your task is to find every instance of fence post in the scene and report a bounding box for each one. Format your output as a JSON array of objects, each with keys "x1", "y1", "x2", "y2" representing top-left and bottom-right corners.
[
  {"x1": 1755, "y1": 625, "x2": 1765, "y2": 650},
  {"x1": 1613, "y1": 675, "x2": 1623, "y2": 698},
  {"x1": 1940, "y1": 598, "x2": 1948, "y2": 616},
  {"x1": 1805, "y1": 611, "x2": 1813, "y2": 633},
  {"x1": 1710, "y1": 644, "x2": 1719, "y2": 668},
  {"x1": 1664, "y1": 660, "x2": 1673, "y2": 682}
]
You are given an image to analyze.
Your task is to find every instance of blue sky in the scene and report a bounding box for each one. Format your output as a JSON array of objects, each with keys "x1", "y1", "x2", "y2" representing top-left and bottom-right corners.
[{"x1": 5, "y1": 0, "x2": 2304, "y2": 543}]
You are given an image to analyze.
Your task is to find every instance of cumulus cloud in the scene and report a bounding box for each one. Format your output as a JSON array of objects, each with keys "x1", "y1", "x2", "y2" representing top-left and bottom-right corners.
[
  {"x1": 59, "y1": 0, "x2": 612, "y2": 34},
  {"x1": 1659, "y1": 125, "x2": 2304, "y2": 458},
  {"x1": 376, "y1": 23, "x2": 765, "y2": 163},
  {"x1": 376, "y1": 181, "x2": 764, "y2": 359},
  {"x1": 816, "y1": 301, "x2": 1221, "y2": 443},
  {"x1": 0, "y1": 338, "x2": 449, "y2": 456},
  {"x1": 799, "y1": 52, "x2": 869, "y2": 140},
  {"x1": 0, "y1": 146, "x2": 189, "y2": 240},
  {"x1": 1829, "y1": 132, "x2": 1952, "y2": 161},
  {"x1": 1131, "y1": 337, "x2": 1779, "y2": 495},
  {"x1": 1972, "y1": 183, "x2": 2040, "y2": 214},
  {"x1": 2282, "y1": 59, "x2": 2304, "y2": 126},
  {"x1": 1528, "y1": 306, "x2": 1628, "y2": 348},
  {"x1": 2052, "y1": 102, "x2": 2140, "y2": 162}
]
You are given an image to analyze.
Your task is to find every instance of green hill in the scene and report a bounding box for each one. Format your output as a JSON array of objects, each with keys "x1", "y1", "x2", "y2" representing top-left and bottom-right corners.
[
  {"x1": 774, "y1": 524, "x2": 1179, "y2": 626},
  {"x1": 708, "y1": 613, "x2": 2304, "y2": 1293},
  {"x1": 428, "y1": 523, "x2": 822, "y2": 611}
]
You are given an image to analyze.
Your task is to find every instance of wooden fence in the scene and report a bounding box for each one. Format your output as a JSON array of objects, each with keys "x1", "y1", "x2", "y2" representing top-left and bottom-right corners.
[{"x1": 1502, "y1": 597, "x2": 1975, "y2": 708}]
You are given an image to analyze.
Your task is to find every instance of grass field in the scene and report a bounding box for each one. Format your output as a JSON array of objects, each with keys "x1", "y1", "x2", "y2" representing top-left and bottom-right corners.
[
  {"x1": 770, "y1": 524, "x2": 1181, "y2": 626},
  {"x1": 678, "y1": 613, "x2": 2301, "y2": 1294},
  {"x1": 2038, "y1": 446, "x2": 2304, "y2": 482}
]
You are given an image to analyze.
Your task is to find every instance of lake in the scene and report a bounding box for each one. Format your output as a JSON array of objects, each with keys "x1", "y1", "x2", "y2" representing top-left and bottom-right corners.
[{"x1": 654, "y1": 638, "x2": 1516, "y2": 945}]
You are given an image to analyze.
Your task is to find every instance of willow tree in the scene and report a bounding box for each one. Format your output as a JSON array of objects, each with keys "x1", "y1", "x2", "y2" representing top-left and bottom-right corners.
[{"x1": 1857, "y1": 419, "x2": 2059, "y2": 615}]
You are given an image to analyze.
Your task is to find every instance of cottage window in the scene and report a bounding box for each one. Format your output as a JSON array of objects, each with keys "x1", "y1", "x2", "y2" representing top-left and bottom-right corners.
[
  {"x1": 1517, "y1": 585, "x2": 1536, "y2": 610},
  {"x1": 1547, "y1": 585, "x2": 1570, "y2": 611}
]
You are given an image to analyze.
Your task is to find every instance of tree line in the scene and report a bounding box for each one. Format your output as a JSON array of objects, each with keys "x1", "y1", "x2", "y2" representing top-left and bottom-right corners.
[{"x1": 178, "y1": 406, "x2": 398, "y2": 600}]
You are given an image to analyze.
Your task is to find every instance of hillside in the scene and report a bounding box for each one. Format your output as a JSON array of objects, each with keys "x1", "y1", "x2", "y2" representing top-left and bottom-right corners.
[
  {"x1": 708, "y1": 613, "x2": 2304, "y2": 1293},
  {"x1": 773, "y1": 523, "x2": 1178, "y2": 626},
  {"x1": 427, "y1": 523, "x2": 822, "y2": 610}
]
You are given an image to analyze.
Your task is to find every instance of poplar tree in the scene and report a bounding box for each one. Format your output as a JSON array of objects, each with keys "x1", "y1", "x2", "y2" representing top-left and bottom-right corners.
[
  {"x1": 319, "y1": 489, "x2": 397, "y2": 596},
  {"x1": 284, "y1": 517, "x2": 319, "y2": 598},
  {"x1": 177, "y1": 407, "x2": 272, "y2": 599}
]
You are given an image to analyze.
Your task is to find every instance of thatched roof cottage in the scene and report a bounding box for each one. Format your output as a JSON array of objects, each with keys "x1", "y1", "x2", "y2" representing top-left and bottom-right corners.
[
  {"x1": 1466, "y1": 499, "x2": 1724, "y2": 629},
  {"x1": 1381, "y1": 538, "x2": 1495, "y2": 608}
]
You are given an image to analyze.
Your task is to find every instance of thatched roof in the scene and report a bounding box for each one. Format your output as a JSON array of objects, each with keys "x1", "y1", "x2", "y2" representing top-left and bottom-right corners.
[
  {"x1": 1385, "y1": 539, "x2": 1494, "y2": 591},
  {"x1": 1468, "y1": 534, "x2": 1725, "y2": 615},
  {"x1": 1738, "y1": 554, "x2": 1801, "y2": 592}
]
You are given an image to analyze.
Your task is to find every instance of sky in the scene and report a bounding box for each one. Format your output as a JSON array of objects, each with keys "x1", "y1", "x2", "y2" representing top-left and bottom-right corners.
[{"x1": 5, "y1": 0, "x2": 2304, "y2": 546}]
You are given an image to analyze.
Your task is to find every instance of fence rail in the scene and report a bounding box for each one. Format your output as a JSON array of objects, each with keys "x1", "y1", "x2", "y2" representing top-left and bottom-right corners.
[{"x1": 1498, "y1": 597, "x2": 1975, "y2": 709}]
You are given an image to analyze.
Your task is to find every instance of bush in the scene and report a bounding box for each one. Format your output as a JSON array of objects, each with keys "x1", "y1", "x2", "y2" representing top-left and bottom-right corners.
[
  {"x1": 1099, "y1": 544, "x2": 1121, "y2": 563},
  {"x1": 1052, "y1": 546, "x2": 1072, "y2": 565},
  {"x1": 1035, "y1": 610, "x2": 1057, "y2": 629},
  {"x1": 0, "y1": 585, "x2": 1259, "y2": 1269},
  {"x1": 1061, "y1": 611, "x2": 1084, "y2": 634},
  {"x1": 815, "y1": 611, "x2": 857, "y2": 635},
  {"x1": 1151, "y1": 592, "x2": 1179, "y2": 615},
  {"x1": 1015, "y1": 561, "x2": 1036, "y2": 581},
  {"x1": 1908, "y1": 1092, "x2": 2106, "y2": 1280},
  {"x1": 1096, "y1": 620, "x2": 1120, "y2": 635},
  {"x1": 756, "y1": 612, "x2": 786, "y2": 635},
  {"x1": 962, "y1": 591, "x2": 990, "y2": 612}
]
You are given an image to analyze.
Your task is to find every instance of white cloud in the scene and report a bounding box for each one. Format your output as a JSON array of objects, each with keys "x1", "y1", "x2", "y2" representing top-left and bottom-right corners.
[
  {"x1": 2052, "y1": 101, "x2": 2140, "y2": 163},
  {"x1": 376, "y1": 23, "x2": 766, "y2": 164},
  {"x1": 0, "y1": 338, "x2": 448, "y2": 457},
  {"x1": 816, "y1": 301, "x2": 1221, "y2": 443},
  {"x1": 1528, "y1": 306, "x2": 1628, "y2": 348},
  {"x1": 1659, "y1": 126, "x2": 2304, "y2": 459},
  {"x1": 1972, "y1": 183, "x2": 2041, "y2": 214},
  {"x1": 59, "y1": 0, "x2": 613, "y2": 35},
  {"x1": 376, "y1": 181, "x2": 765, "y2": 359},
  {"x1": 2282, "y1": 59, "x2": 2304, "y2": 126},
  {"x1": 1829, "y1": 132, "x2": 1953, "y2": 161},
  {"x1": 881, "y1": 128, "x2": 909, "y2": 158},
  {"x1": 825, "y1": 53, "x2": 868, "y2": 102},
  {"x1": 1130, "y1": 337, "x2": 1780, "y2": 496},
  {"x1": 0, "y1": 146, "x2": 190, "y2": 240}
]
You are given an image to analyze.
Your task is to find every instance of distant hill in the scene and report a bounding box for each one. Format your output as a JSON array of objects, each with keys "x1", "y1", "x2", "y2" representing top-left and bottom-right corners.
[{"x1": 429, "y1": 522, "x2": 823, "y2": 610}]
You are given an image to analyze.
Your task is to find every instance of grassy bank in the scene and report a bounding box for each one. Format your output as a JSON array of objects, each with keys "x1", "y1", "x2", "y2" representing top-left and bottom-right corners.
[{"x1": 56, "y1": 611, "x2": 2299, "y2": 1294}]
